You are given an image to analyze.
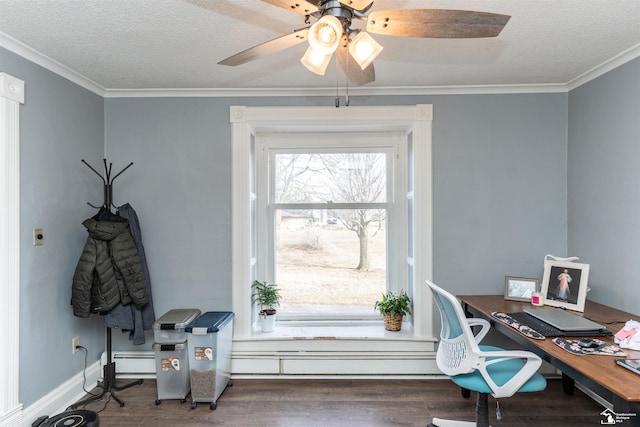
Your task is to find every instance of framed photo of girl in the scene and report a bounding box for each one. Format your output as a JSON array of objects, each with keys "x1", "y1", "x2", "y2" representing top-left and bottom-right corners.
[{"x1": 541, "y1": 260, "x2": 590, "y2": 312}]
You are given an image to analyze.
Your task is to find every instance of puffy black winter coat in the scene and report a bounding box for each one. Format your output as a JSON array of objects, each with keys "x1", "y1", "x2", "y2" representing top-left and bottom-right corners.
[{"x1": 72, "y1": 218, "x2": 148, "y2": 318}]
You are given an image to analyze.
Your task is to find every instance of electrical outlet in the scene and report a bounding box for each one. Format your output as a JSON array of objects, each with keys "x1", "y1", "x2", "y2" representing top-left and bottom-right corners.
[
  {"x1": 33, "y1": 228, "x2": 43, "y2": 246},
  {"x1": 72, "y1": 336, "x2": 80, "y2": 354}
]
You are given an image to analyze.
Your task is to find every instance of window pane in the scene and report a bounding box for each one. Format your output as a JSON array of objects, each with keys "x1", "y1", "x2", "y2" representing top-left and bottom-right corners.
[
  {"x1": 275, "y1": 153, "x2": 387, "y2": 203},
  {"x1": 276, "y1": 209, "x2": 386, "y2": 314}
]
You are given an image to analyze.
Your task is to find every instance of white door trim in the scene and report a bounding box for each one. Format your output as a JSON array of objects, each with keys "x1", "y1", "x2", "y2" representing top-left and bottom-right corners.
[{"x1": 0, "y1": 72, "x2": 24, "y2": 426}]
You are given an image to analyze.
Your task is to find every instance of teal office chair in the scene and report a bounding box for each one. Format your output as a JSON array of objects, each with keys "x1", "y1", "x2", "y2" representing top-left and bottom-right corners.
[{"x1": 426, "y1": 280, "x2": 547, "y2": 427}]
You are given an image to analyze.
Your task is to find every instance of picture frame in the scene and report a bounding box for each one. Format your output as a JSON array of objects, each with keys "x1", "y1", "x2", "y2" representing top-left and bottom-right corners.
[
  {"x1": 541, "y1": 260, "x2": 590, "y2": 312},
  {"x1": 504, "y1": 276, "x2": 539, "y2": 302}
]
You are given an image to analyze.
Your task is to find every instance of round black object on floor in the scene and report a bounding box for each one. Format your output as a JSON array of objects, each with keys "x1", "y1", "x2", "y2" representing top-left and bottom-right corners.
[{"x1": 42, "y1": 410, "x2": 98, "y2": 427}]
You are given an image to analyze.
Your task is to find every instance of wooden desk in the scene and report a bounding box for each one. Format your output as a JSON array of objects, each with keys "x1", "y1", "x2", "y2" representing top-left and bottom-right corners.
[{"x1": 458, "y1": 295, "x2": 640, "y2": 426}]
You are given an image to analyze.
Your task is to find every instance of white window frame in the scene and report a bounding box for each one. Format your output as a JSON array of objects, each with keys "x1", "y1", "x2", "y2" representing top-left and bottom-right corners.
[
  {"x1": 257, "y1": 133, "x2": 405, "y2": 321},
  {"x1": 231, "y1": 105, "x2": 433, "y2": 339}
]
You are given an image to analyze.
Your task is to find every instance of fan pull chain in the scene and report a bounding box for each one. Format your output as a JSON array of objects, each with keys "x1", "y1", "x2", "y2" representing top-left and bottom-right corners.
[
  {"x1": 334, "y1": 43, "x2": 350, "y2": 107},
  {"x1": 345, "y1": 66, "x2": 350, "y2": 106},
  {"x1": 496, "y1": 400, "x2": 503, "y2": 421},
  {"x1": 344, "y1": 40, "x2": 350, "y2": 106},
  {"x1": 335, "y1": 55, "x2": 340, "y2": 107}
]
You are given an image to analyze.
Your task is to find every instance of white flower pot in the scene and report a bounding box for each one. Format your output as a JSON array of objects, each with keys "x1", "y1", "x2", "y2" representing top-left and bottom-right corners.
[{"x1": 259, "y1": 311, "x2": 276, "y2": 332}]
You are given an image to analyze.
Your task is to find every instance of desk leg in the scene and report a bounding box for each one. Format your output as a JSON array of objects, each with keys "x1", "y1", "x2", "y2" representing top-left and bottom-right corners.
[
  {"x1": 562, "y1": 373, "x2": 575, "y2": 395},
  {"x1": 612, "y1": 396, "x2": 640, "y2": 427},
  {"x1": 460, "y1": 303, "x2": 473, "y2": 399},
  {"x1": 462, "y1": 302, "x2": 471, "y2": 318}
]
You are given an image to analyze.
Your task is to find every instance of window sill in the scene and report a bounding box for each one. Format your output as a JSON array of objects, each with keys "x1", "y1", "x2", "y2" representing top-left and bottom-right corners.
[{"x1": 239, "y1": 322, "x2": 421, "y2": 341}]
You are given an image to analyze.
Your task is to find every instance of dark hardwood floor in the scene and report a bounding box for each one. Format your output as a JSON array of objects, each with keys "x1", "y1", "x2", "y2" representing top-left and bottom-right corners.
[{"x1": 73, "y1": 377, "x2": 604, "y2": 426}]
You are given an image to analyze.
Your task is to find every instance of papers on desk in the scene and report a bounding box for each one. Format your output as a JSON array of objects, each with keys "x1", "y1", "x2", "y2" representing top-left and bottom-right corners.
[{"x1": 615, "y1": 320, "x2": 640, "y2": 350}]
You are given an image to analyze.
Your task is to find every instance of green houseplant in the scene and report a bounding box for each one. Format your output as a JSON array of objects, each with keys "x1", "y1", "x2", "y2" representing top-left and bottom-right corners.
[
  {"x1": 374, "y1": 290, "x2": 412, "y2": 331},
  {"x1": 251, "y1": 280, "x2": 281, "y2": 332}
]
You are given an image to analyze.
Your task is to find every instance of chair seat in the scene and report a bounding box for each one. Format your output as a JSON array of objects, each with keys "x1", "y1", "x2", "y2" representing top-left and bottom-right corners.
[{"x1": 449, "y1": 345, "x2": 547, "y2": 395}]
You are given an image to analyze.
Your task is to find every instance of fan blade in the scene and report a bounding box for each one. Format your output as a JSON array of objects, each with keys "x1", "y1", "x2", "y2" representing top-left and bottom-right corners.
[
  {"x1": 218, "y1": 28, "x2": 310, "y2": 66},
  {"x1": 366, "y1": 9, "x2": 511, "y2": 38},
  {"x1": 260, "y1": 0, "x2": 319, "y2": 16},
  {"x1": 336, "y1": 41, "x2": 375, "y2": 86},
  {"x1": 337, "y1": 0, "x2": 373, "y2": 11}
]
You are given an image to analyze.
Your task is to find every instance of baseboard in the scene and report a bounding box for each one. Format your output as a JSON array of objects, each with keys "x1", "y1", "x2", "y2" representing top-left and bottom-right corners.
[
  {"x1": 232, "y1": 354, "x2": 441, "y2": 376},
  {"x1": 22, "y1": 360, "x2": 101, "y2": 427},
  {"x1": 100, "y1": 348, "x2": 441, "y2": 378},
  {"x1": 100, "y1": 351, "x2": 156, "y2": 379},
  {"x1": 0, "y1": 405, "x2": 23, "y2": 427}
]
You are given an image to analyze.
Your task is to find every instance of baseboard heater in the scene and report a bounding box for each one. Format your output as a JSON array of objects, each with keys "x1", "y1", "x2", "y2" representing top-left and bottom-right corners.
[
  {"x1": 100, "y1": 351, "x2": 156, "y2": 378},
  {"x1": 101, "y1": 350, "x2": 439, "y2": 378}
]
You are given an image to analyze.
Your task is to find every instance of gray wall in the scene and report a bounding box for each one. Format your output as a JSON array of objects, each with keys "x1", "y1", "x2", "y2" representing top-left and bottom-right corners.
[
  {"x1": 429, "y1": 94, "x2": 568, "y2": 287},
  {"x1": 1, "y1": 46, "x2": 106, "y2": 407},
  {"x1": 5, "y1": 39, "x2": 639, "y2": 409},
  {"x1": 568, "y1": 57, "x2": 640, "y2": 313},
  {"x1": 103, "y1": 92, "x2": 568, "y2": 352}
]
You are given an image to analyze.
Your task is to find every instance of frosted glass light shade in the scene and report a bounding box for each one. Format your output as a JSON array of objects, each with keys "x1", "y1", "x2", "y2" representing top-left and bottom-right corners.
[
  {"x1": 348, "y1": 31, "x2": 383, "y2": 70},
  {"x1": 300, "y1": 46, "x2": 332, "y2": 75},
  {"x1": 308, "y1": 15, "x2": 343, "y2": 55}
]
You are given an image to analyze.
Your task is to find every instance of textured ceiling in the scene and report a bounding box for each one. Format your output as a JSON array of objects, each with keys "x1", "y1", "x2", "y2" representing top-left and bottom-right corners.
[{"x1": 0, "y1": 0, "x2": 639, "y2": 94}]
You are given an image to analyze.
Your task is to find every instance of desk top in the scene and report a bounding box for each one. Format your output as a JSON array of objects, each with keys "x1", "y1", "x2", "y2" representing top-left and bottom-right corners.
[{"x1": 458, "y1": 295, "x2": 640, "y2": 403}]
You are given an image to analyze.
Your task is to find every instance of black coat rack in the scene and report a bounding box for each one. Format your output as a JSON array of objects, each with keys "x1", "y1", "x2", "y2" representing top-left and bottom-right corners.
[{"x1": 71, "y1": 158, "x2": 142, "y2": 409}]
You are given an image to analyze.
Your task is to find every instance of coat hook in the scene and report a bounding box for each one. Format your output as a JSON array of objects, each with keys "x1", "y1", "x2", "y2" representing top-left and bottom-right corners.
[{"x1": 82, "y1": 159, "x2": 133, "y2": 210}]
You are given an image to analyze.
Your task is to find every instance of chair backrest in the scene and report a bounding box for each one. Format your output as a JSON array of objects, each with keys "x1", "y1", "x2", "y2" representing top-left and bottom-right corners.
[{"x1": 426, "y1": 280, "x2": 481, "y2": 376}]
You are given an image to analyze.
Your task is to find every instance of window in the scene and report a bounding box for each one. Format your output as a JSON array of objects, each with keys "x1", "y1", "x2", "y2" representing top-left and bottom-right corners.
[
  {"x1": 256, "y1": 134, "x2": 405, "y2": 320},
  {"x1": 231, "y1": 105, "x2": 433, "y2": 338}
]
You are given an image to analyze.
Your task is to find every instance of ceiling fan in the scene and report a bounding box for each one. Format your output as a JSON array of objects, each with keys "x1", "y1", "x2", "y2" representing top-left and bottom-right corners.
[{"x1": 218, "y1": 0, "x2": 510, "y2": 86}]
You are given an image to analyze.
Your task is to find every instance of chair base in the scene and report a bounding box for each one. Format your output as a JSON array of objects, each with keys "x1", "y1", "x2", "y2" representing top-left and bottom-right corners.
[
  {"x1": 429, "y1": 391, "x2": 491, "y2": 427},
  {"x1": 430, "y1": 419, "x2": 491, "y2": 427}
]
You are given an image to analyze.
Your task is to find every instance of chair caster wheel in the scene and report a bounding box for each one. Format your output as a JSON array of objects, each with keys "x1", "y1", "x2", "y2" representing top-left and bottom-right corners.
[
  {"x1": 190, "y1": 402, "x2": 196, "y2": 409},
  {"x1": 155, "y1": 399, "x2": 161, "y2": 405},
  {"x1": 210, "y1": 402, "x2": 217, "y2": 410}
]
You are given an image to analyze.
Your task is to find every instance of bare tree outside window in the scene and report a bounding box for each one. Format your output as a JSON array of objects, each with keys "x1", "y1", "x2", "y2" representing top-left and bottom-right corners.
[
  {"x1": 318, "y1": 153, "x2": 386, "y2": 271},
  {"x1": 274, "y1": 152, "x2": 387, "y2": 314}
]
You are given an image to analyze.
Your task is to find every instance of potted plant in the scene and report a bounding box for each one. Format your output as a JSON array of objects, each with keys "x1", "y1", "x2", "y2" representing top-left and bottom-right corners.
[
  {"x1": 374, "y1": 290, "x2": 412, "y2": 331},
  {"x1": 251, "y1": 280, "x2": 281, "y2": 332}
]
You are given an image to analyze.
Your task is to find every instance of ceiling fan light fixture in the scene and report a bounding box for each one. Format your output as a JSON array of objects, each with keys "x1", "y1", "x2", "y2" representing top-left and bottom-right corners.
[
  {"x1": 348, "y1": 31, "x2": 383, "y2": 70},
  {"x1": 308, "y1": 15, "x2": 343, "y2": 54},
  {"x1": 300, "y1": 45, "x2": 333, "y2": 75}
]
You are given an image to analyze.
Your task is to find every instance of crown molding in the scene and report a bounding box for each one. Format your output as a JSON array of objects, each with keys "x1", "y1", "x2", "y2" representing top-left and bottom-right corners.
[
  {"x1": 566, "y1": 42, "x2": 640, "y2": 91},
  {"x1": 0, "y1": 31, "x2": 106, "y2": 97},
  {"x1": 102, "y1": 83, "x2": 569, "y2": 98}
]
